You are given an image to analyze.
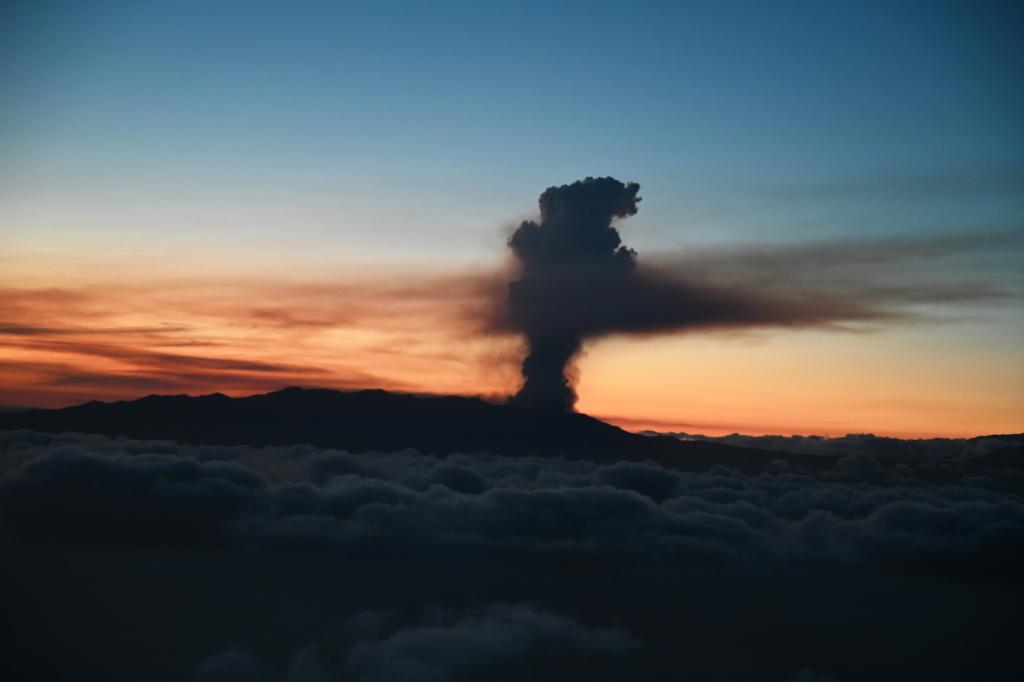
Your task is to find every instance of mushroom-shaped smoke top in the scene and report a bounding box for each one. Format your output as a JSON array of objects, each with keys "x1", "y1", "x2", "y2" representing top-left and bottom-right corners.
[{"x1": 507, "y1": 177, "x2": 641, "y2": 413}]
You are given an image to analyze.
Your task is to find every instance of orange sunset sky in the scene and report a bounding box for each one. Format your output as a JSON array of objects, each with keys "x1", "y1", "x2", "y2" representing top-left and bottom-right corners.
[
  {"x1": 2, "y1": 234, "x2": 1021, "y2": 438},
  {"x1": 2, "y1": 2, "x2": 1022, "y2": 438}
]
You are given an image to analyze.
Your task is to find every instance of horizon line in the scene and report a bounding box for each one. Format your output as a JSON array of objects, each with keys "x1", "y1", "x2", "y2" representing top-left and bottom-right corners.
[{"x1": 3, "y1": 385, "x2": 1018, "y2": 442}]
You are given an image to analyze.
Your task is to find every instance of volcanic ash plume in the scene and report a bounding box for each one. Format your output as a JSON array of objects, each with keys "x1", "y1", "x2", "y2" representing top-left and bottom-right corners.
[
  {"x1": 507, "y1": 177, "x2": 641, "y2": 412},
  {"x1": 500, "y1": 176, "x2": 1016, "y2": 414}
]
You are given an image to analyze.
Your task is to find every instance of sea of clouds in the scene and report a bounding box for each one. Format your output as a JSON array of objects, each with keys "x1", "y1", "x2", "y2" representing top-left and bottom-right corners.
[{"x1": 2, "y1": 429, "x2": 1022, "y2": 682}]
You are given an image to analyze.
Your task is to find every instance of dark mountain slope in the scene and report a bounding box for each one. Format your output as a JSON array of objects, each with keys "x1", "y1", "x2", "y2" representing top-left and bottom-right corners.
[{"x1": 0, "y1": 387, "x2": 828, "y2": 472}]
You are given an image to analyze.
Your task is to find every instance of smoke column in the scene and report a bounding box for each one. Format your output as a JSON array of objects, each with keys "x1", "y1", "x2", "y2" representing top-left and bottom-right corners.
[
  {"x1": 507, "y1": 177, "x2": 641, "y2": 412},
  {"x1": 501, "y1": 177, "x2": 1008, "y2": 414}
]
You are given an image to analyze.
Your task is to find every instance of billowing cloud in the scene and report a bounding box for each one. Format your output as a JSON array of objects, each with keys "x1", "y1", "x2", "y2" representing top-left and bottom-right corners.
[
  {"x1": 343, "y1": 603, "x2": 638, "y2": 682},
  {"x1": 495, "y1": 178, "x2": 1024, "y2": 413},
  {"x1": 190, "y1": 604, "x2": 637, "y2": 682},
  {"x1": 3, "y1": 430, "x2": 1022, "y2": 681},
  {"x1": 0, "y1": 448, "x2": 271, "y2": 544},
  {"x1": 3, "y1": 430, "x2": 1021, "y2": 570},
  {"x1": 504, "y1": 178, "x2": 642, "y2": 412}
]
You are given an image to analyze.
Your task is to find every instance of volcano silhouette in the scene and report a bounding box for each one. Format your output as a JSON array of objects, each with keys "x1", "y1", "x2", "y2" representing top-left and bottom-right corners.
[{"x1": 0, "y1": 387, "x2": 839, "y2": 473}]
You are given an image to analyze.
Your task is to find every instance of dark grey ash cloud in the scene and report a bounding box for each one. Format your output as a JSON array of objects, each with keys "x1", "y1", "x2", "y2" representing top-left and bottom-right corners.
[
  {"x1": 506, "y1": 177, "x2": 642, "y2": 412},
  {"x1": 500, "y1": 178, "x2": 1022, "y2": 413},
  {"x1": 661, "y1": 230, "x2": 1024, "y2": 296}
]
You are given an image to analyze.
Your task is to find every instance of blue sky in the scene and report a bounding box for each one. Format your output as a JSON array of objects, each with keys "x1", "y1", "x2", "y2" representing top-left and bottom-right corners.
[{"x1": 2, "y1": 0, "x2": 1022, "y2": 261}]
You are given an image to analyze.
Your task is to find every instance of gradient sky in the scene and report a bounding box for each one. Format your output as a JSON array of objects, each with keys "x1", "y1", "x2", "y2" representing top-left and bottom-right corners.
[{"x1": 1, "y1": 0, "x2": 1022, "y2": 436}]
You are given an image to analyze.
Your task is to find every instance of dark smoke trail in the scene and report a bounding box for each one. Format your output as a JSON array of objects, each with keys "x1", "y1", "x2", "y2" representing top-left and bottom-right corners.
[
  {"x1": 507, "y1": 177, "x2": 641, "y2": 412},
  {"x1": 502, "y1": 178, "x2": 1021, "y2": 413}
]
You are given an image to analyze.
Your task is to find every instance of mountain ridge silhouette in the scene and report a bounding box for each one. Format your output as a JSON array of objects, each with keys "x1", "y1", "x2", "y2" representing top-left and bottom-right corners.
[
  {"x1": 0, "y1": 386, "x2": 831, "y2": 472},
  {"x1": 3, "y1": 387, "x2": 1019, "y2": 473}
]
